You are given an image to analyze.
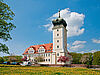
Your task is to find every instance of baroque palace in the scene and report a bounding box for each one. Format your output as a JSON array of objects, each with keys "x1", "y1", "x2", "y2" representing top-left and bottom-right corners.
[{"x1": 23, "y1": 11, "x2": 71, "y2": 64}]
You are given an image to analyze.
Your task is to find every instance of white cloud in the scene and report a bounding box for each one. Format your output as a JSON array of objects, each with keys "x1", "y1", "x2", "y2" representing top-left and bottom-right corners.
[
  {"x1": 70, "y1": 44, "x2": 84, "y2": 51},
  {"x1": 69, "y1": 40, "x2": 86, "y2": 51},
  {"x1": 80, "y1": 51, "x2": 85, "y2": 54},
  {"x1": 89, "y1": 50, "x2": 97, "y2": 53},
  {"x1": 67, "y1": 43, "x2": 70, "y2": 48},
  {"x1": 43, "y1": 8, "x2": 85, "y2": 37},
  {"x1": 72, "y1": 40, "x2": 87, "y2": 45},
  {"x1": 92, "y1": 39, "x2": 100, "y2": 44},
  {"x1": 43, "y1": 24, "x2": 50, "y2": 27}
]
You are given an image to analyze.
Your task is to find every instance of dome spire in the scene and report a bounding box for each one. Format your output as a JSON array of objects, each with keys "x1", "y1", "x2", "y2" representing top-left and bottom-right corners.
[
  {"x1": 52, "y1": 9, "x2": 67, "y2": 28},
  {"x1": 59, "y1": 9, "x2": 60, "y2": 18}
]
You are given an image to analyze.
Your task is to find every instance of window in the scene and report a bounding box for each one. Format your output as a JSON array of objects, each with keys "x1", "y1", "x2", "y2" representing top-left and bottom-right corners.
[
  {"x1": 57, "y1": 53, "x2": 59, "y2": 56},
  {"x1": 46, "y1": 59, "x2": 47, "y2": 61},
  {"x1": 57, "y1": 45, "x2": 59, "y2": 48},
  {"x1": 48, "y1": 59, "x2": 50, "y2": 62},
  {"x1": 57, "y1": 40, "x2": 59, "y2": 42},
  {"x1": 28, "y1": 49, "x2": 34, "y2": 53},
  {"x1": 48, "y1": 50, "x2": 51, "y2": 51},
  {"x1": 48, "y1": 53, "x2": 50, "y2": 56},
  {"x1": 38, "y1": 47, "x2": 45, "y2": 53},
  {"x1": 57, "y1": 34, "x2": 59, "y2": 36},
  {"x1": 57, "y1": 29, "x2": 59, "y2": 31},
  {"x1": 46, "y1": 54, "x2": 47, "y2": 57}
]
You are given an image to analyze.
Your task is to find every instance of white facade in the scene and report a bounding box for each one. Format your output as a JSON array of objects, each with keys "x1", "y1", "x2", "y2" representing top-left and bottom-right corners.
[{"x1": 52, "y1": 24, "x2": 68, "y2": 64}]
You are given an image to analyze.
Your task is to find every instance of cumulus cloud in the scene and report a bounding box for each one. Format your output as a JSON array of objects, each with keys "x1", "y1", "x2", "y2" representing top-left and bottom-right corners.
[
  {"x1": 43, "y1": 8, "x2": 85, "y2": 37},
  {"x1": 72, "y1": 40, "x2": 87, "y2": 45},
  {"x1": 69, "y1": 40, "x2": 86, "y2": 51},
  {"x1": 80, "y1": 51, "x2": 85, "y2": 54},
  {"x1": 67, "y1": 43, "x2": 70, "y2": 48},
  {"x1": 70, "y1": 44, "x2": 84, "y2": 51},
  {"x1": 92, "y1": 39, "x2": 100, "y2": 44},
  {"x1": 89, "y1": 50, "x2": 97, "y2": 53}
]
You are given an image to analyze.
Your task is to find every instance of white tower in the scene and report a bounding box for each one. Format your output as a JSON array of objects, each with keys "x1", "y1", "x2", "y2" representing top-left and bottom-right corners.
[{"x1": 52, "y1": 10, "x2": 68, "y2": 64}]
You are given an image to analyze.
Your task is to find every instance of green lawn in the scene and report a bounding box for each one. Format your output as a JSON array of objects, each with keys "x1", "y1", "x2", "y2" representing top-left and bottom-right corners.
[{"x1": 0, "y1": 65, "x2": 100, "y2": 75}]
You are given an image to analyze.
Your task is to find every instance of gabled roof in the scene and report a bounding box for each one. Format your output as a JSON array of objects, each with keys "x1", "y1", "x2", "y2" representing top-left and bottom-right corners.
[{"x1": 23, "y1": 43, "x2": 53, "y2": 55}]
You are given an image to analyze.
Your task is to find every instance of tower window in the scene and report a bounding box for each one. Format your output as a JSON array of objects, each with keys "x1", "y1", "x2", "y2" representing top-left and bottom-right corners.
[
  {"x1": 48, "y1": 59, "x2": 50, "y2": 62},
  {"x1": 57, "y1": 40, "x2": 59, "y2": 42},
  {"x1": 57, "y1": 53, "x2": 59, "y2": 56},
  {"x1": 57, "y1": 34, "x2": 59, "y2": 36},
  {"x1": 57, "y1": 45, "x2": 59, "y2": 48},
  {"x1": 57, "y1": 29, "x2": 59, "y2": 31},
  {"x1": 46, "y1": 59, "x2": 47, "y2": 61}
]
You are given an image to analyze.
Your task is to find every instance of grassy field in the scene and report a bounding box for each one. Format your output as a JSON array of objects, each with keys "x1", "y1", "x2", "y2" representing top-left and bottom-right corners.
[{"x1": 0, "y1": 64, "x2": 100, "y2": 75}]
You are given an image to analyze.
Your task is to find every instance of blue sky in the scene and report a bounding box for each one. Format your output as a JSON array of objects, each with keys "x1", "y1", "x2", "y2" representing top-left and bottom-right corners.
[{"x1": 0, "y1": 0, "x2": 100, "y2": 56}]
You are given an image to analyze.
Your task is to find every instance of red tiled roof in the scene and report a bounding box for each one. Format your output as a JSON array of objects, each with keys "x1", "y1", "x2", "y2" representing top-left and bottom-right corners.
[{"x1": 23, "y1": 43, "x2": 53, "y2": 55}]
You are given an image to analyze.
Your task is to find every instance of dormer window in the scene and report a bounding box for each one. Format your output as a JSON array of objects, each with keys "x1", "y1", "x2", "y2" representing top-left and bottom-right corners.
[
  {"x1": 38, "y1": 46, "x2": 45, "y2": 53},
  {"x1": 28, "y1": 48, "x2": 34, "y2": 53}
]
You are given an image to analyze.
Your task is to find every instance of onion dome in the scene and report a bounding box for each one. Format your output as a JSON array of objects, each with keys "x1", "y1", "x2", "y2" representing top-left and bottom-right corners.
[{"x1": 52, "y1": 10, "x2": 67, "y2": 28}]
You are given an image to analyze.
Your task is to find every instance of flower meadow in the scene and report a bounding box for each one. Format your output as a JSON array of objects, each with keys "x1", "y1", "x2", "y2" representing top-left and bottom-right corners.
[{"x1": 0, "y1": 65, "x2": 100, "y2": 75}]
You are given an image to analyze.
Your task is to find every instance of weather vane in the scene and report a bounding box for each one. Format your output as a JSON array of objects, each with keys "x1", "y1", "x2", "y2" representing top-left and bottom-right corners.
[{"x1": 59, "y1": 9, "x2": 60, "y2": 18}]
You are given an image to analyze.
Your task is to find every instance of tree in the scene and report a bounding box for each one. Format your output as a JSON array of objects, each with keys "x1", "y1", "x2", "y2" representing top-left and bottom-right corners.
[
  {"x1": 16, "y1": 56, "x2": 23, "y2": 63},
  {"x1": 0, "y1": 57, "x2": 4, "y2": 63},
  {"x1": 3, "y1": 56, "x2": 22, "y2": 62},
  {"x1": 21, "y1": 56, "x2": 27, "y2": 61},
  {"x1": 0, "y1": 0, "x2": 16, "y2": 54},
  {"x1": 57, "y1": 56, "x2": 69, "y2": 64},
  {"x1": 70, "y1": 52, "x2": 82, "y2": 64},
  {"x1": 92, "y1": 51, "x2": 100, "y2": 65},
  {"x1": 8, "y1": 57, "x2": 17, "y2": 62},
  {"x1": 80, "y1": 55, "x2": 89, "y2": 64},
  {"x1": 34, "y1": 56, "x2": 44, "y2": 64},
  {"x1": 80, "y1": 53, "x2": 92, "y2": 65}
]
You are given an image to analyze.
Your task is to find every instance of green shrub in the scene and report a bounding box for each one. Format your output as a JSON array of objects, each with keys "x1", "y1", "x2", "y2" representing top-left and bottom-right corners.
[{"x1": 92, "y1": 51, "x2": 100, "y2": 65}]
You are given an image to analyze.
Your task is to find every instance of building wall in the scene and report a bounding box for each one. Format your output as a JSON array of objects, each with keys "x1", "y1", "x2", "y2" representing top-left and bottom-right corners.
[
  {"x1": 24, "y1": 53, "x2": 55, "y2": 64},
  {"x1": 53, "y1": 27, "x2": 64, "y2": 52},
  {"x1": 52, "y1": 25, "x2": 68, "y2": 64}
]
